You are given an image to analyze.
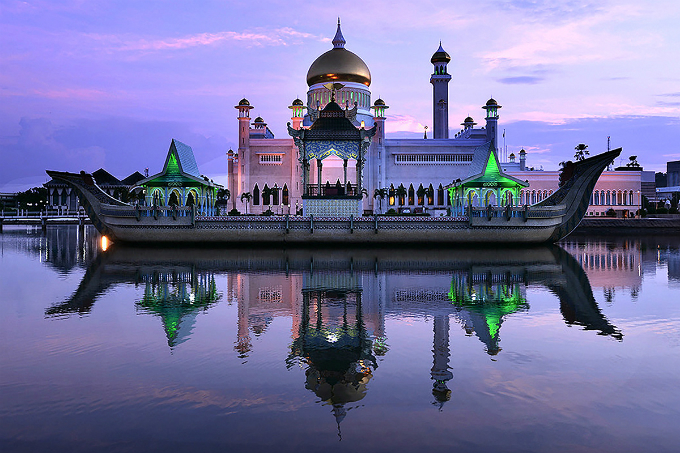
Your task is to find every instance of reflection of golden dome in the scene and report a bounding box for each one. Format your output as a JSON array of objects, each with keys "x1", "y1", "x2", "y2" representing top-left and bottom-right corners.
[{"x1": 306, "y1": 21, "x2": 371, "y2": 87}]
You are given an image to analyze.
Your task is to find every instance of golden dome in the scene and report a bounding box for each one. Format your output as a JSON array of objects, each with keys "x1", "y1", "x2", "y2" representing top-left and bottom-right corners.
[{"x1": 306, "y1": 21, "x2": 371, "y2": 87}]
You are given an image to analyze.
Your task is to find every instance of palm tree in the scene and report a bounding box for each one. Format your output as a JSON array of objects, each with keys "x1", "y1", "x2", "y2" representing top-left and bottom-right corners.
[
  {"x1": 216, "y1": 188, "x2": 230, "y2": 215},
  {"x1": 396, "y1": 184, "x2": 407, "y2": 206},
  {"x1": 240, "y1": 192, "x2": 252, "y2": 215},
  {"x1": 416, "y1": 184, "x2": 427, "y2": 208},
  {"x1": 373, "y1": 188, "x2": 387, "y2": 213},
  {"x1": 574, "y1": 143, "x2": 589, "y2": 161},
  {"x1": 626, "y1": 155, "x2": 641, "y2": 169}
]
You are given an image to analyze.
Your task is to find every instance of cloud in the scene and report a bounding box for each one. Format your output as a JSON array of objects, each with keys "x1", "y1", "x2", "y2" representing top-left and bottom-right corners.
[
  {"x1": 0, "y1": 116, "x2": 231, "y2": 191},
  {"x1": 497, "y1": 76, "x2": 545, "y2": 85},
  {"x1": 114, "y1": 27, "x2": 324, "y2": 52},
  {"x1": 385, "y1": 114, "x2": 427, "y2": 133}
]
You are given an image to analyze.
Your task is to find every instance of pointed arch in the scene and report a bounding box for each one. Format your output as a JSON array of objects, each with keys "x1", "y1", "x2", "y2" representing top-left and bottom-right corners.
[
  {"x1": 253, "y1": 184, "x2": 260, "y2": 205},
  {"x1": 427, "y1": 183, "x2": 434, "y2": 205},
  {"x1": 437, "y1": 184, "x2": 444, "y2": 205},
  {"x1": 389, "y1": 184, "x2": 395, "y2": 206},
  {"x1": 263, "y1": 184, "x2": 271, "y2": 205},
  {"x1": 282, "y1": 184, "x2": 289, "y2": 206},
  {"x1": 408, "y1": 184, "x2": 415, "y2": 205}
]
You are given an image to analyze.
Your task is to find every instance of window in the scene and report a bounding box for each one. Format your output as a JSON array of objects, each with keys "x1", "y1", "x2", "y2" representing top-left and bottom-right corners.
[
  {"x1": 408, "y1": 184, "x2": 414, "y2": 205},
  {"x1": 253, "y1": 184, "x2": 260, "y2": 205},
  {"x1": 395, "y1": 154, "x2": 473, "y2": 164},
  {"x1": 437, "y1": 184, "x2": 444, "y2": 205},
  {"x1": 282, "y1": 185, "x2": 289, "y2": 206},
  {"x1": 259, "y1": 154, "x2": 282, "y2": 164}
]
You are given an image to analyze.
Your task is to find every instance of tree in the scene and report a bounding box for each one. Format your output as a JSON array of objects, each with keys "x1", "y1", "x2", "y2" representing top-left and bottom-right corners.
[
  {"x1": 395, "y1": 184, "x2": 407, "y2": 206},
  {"x1": 626, "y1": 155, "x2": 641, "y2": 169},
  {"x1": 216, "y1": 188, "x2": 231, "y2": 215},
  {"x1": 574, "y1": 143, "x2": 589, "y2": 161},
  {"x1": 261, "y1": 185, "x2": 274, "y2": 206},
  {"x1": 240, "y1": 192, "x2": 252, "y2": 215},
  {"x1": 373, "y1": 188, "x2": 387, "y2": 213},
  {"x1": 416, "y1": 184, "x2": 427, "y2": 208}
]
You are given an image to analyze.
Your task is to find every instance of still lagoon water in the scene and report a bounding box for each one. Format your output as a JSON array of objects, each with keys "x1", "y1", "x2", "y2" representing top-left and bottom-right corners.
[{"x1": 1, "y1": 225, "x2": 680, "y2": 452}]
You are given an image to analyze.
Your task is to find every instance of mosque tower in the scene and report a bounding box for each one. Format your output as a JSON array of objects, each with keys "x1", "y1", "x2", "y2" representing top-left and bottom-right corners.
[
  {"x1": 304, "y1": 19, "x2": 373, "y2": 128},
  {"x1": 430, "y1": 43, "x2": 452, "y2": 139},
  {"x1": 483, "y1": 98, "x2": 502, "y2": 150},
  {"x1": 431, "y1": 313, "x2": 453, "y2": 409}
]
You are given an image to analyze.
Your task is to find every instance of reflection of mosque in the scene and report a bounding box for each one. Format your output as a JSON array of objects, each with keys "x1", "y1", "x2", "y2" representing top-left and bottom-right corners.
[{"x1": 48, "y1": 244, "x2": 623, "y2": 429}]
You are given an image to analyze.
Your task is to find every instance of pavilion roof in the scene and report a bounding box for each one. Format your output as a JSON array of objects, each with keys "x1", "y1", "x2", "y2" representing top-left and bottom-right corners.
[
  {"x1": 133, "y1": 139, "x2": 221, "y2": 189},
  {"x1": 448, "y1": 141, "x2": 528, "y2": 189}
]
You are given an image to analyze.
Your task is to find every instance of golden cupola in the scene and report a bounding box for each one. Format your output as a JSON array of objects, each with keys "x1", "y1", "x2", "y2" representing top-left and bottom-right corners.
[{"x1": 306, "y1": 19, "x2": 371, "y2": 87}]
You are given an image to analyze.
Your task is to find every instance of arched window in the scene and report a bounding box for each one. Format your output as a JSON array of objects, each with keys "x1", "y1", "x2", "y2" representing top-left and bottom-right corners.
[
  {"x1": 629, "y1": 191, "x2": 634, "y2": 205},
  {"x1": 606, "y1": 191, "x2": 611, "y2": 205},
  {"x1": 273, "y1": 185, "x2": 279, "y2": 205},
  {"x1": 437, "y1": 184, "x2": 444, "y2": 205},
  {"x1": 263, "y1": 184, "x2": 270, "y2": 205},
  {"x1": 282, "y1": 184, "x2": 289, "y2": 206},
  {"x1": 428, "y1": 184, "x2": 434, "y2": 205},
  {"x1": 408, "y1": 184, "x2": 414, "y2": 205},
  {"x1": 168, "y1": 190, "x2": 179, "y2": 206},
  {"x1": 417, "y1": 183, "x2": 424, "y2": 205},
  {"x1": 253, "y1": 184, "x2": 260, "y2": 205},
  {"x1": 389, "y1": 184, "x2": 395, "y2": 206},
  {"x1": 186, "y1": 191, "x2": 196, "y2": 207}
]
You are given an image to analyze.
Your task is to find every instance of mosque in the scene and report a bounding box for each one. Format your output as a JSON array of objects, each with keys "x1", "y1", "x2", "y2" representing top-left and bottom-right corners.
[{"x1": 228, "y1": 20, "x2": 522, "y2": 216}]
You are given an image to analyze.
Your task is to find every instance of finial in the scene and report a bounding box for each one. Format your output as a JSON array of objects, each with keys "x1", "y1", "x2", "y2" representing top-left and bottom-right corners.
[{"x1": 333, "y1": 18, "x2": 346, "y2": 49}]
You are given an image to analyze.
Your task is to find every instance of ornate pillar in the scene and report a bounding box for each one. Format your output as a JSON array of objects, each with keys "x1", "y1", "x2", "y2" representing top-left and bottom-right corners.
[{"x1": 343, "y1": 159, "x2": 348, "y2": 186}]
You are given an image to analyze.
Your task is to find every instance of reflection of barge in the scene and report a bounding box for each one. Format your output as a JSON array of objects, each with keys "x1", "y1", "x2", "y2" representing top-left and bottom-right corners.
[{"x1": 46, "y1": 149, "x2": 619, "y2": 244}]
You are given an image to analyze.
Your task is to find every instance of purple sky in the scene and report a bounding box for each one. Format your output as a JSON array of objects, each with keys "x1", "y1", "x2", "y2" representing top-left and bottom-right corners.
[{"x1": 2, "y1": 0, "x2": 680, "y2": 192}]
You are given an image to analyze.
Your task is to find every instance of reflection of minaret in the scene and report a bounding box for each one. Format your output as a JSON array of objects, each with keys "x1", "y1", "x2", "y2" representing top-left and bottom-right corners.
[
  {"x1": 234, "y1": 274, "x2": 251, "y2": 358},
  {"x1": 431, "y1": 314, "x2": 453, "y2": 409}
]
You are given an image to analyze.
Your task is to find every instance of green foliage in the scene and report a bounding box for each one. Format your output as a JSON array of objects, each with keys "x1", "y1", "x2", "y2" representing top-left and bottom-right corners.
[
  {"x1": 606, "y1": 208, "x2": 616, "y2": 217},
  {"x1": 386, "y1": 208, "x2": 397, "y2": 215},
  {"x1": 669, "y1": 207, "x2": 679, "y2": 214},
  {"x1": 228, "y1": 208, "x2": 241, "y2": 216},
  {"x1": 16, "y1": 187, "x2": 48, "y2": 210},
  {"x1": 574, "y1": 143, "x2": 589, "y2": 161}
]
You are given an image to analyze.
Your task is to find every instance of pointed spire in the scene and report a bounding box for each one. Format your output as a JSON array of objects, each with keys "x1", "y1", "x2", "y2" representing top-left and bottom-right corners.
[{"x1": 333, "y1": 18, "x2": 346, "y2": 49}]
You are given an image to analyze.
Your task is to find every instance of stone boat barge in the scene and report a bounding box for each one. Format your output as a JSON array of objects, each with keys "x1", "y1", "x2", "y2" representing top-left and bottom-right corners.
[{"x1": 46, "y1": 149, "x2": 620, "y2": 244}]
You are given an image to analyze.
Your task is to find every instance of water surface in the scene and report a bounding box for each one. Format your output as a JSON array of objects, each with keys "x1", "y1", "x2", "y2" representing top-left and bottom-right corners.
[{"x1": 1, "y1": 226, "x2": 679, "y2": 452}]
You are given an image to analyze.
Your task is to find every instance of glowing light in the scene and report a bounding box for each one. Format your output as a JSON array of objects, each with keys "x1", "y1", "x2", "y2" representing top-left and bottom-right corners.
[
  {"x1": 100, "y1": 235, "x2": 110, "y2": 251},
  {"x1": 326, "y1": 332, "x2": 339, "y2": 343}
]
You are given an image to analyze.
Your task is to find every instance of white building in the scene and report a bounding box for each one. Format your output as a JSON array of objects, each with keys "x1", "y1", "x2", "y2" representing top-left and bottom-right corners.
[{"x1": 227, "y1": 21, "x2": 649, "y2": 217}]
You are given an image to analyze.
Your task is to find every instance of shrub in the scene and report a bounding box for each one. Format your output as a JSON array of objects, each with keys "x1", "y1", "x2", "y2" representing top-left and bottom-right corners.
[
  {"x1": 228, "y1": 208, "x2": 241, "y2": 216},
  {"x1": 606, "y1": 209, "x2": 616, "y2": 217},
  {"x1": 657, "y1": 207, "x2": 669, "y2": 214},
  {"x1": 669, "y1": 207, "x2": 679, "y2": 214},
  {"x1": 262, "y1": 209, "x2": 274, "y2": 216},
  {"x1": 386, "y1": 208, "x2": 397, "y2": 215}
]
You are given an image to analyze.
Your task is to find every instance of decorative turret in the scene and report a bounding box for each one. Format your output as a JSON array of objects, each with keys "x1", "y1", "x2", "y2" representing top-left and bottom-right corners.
[
  {"x1": 519, "y1": 148, "x2": 526, "y2": 171},
  {"x1": 371, "y1": 98, "x2": 388, "y2": 119},
  {"x1": 430, "y1": 42, "x2": 452, "y2": 139},
  {"x1": 461, "y1": 116, "x2": 476, "y2": 129},
  {"x1": 289, "y1": 98, "x2": 306, "y2": 130},
  {"x1": 332, "y1": 17, "x2": 346, "y2": 49},
  {"x1": 482, "y1": 97, "x2": 501, "y2": 147}
]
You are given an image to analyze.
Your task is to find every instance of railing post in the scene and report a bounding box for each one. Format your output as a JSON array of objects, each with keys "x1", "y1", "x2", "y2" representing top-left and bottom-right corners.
[
  {"x1": 285, "y1": 214, "x2": 289, "y2": 234},
  {"x1": 350, "y1": 214, "x2": 354, "y2": 233},
  {"x1": 524, "y1": 204, "x2": 528, "y2": 222},
  {"x1": 374, "y1": 214, "x2": 378, "y2": 233},
  {"x1": 310, "y1": 214, "x2": 313, "y2": 234}
]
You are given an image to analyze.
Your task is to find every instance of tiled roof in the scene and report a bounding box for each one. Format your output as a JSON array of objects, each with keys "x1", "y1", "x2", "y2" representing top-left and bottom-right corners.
[{"x1": 171, "y1": 139, "x2": 200, "y2": 177}]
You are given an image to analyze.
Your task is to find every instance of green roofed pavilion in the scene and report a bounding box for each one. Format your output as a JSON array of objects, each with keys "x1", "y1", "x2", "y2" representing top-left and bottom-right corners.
[
  {"x1": 445, "y1": 141, "x2": 528, "y2": 217},
  {"x1": 132, "y1": 139, "x2": 222, "y2": 216}
]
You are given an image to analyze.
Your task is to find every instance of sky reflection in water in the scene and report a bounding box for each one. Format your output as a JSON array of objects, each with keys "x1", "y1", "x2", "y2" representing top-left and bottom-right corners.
[{"x1": 1, "y1": 226, "x2": 680, "y2": 452}]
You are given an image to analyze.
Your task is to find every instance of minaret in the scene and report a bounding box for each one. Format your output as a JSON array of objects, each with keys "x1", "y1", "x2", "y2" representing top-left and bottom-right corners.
[
  {"x1": 288, "y1": 98, "x2": 306, "y2": 130},
  {"x1": 235, "y1": 98, "x2": 253, "y2": 212},
  {"x1": 430, "y1": 42, "x2": 452, "y2": 139},
  {"x1": 482, "y1": 98, "x2": 502, "y2": 150},
  {"x1": 370, "y1": 98, "x2": 389, "y2": 207}
]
